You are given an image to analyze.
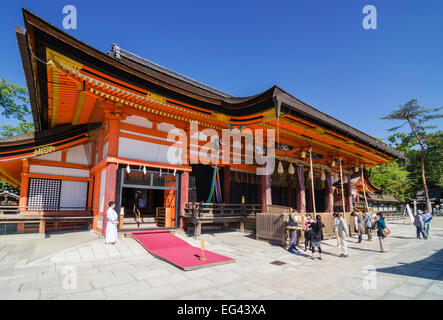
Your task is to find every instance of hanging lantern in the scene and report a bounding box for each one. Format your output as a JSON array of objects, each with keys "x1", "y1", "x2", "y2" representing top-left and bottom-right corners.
[
  {"x1": 277, "y1": 161, "x2": 284, "y2": 175},
  {"x1": 301, "y1": 151, "x2": 306, "y2": 158},
  {"x1": 331, "y1": 159, "x2": 336, "y2": 167},
  {"x1": 288, "y1": 163, "x2": 295, "y2": 175},
  {"x1": 126, "y1": 164, "x2": 131, "y2": 174},
  {"x1": 354, "y1": 166, "x2": 359, "y2": 172},
  {"x1": 320, "y1": 170, "x2": 326, "y2": 181},
  {"x1": 142, "y1": 165, "x2": 147, "y2": 175}
]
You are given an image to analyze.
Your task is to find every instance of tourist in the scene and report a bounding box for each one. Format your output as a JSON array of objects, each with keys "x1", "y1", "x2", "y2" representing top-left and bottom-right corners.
[
  {"x1": 336, "y1": 213, "x2": 349, "y2": 257},
  {"x1": 333, "y1": 213, "x2": 341, "y2": 247},
  {"x1": 414, "y1": 211, "x2": 427, "y2": 239},
  {"x1": 105, "y1": 201, "x2": 119, "y2": 245},
  {"x1": 376, "y1": 212, "x2": 388, "y2": 253},
  {"x1": 304, "y1": 214, "x2": 313, "y2": 251},
  {"x1": 372, "y1": 211, "x2": 379, "y2": 235},
  {"x1": 287, "y1": 213, "x2": 299, "y2": 253},
  {"x1": 351, "y1": 212, "x2": 364, "y2": 243},
  {"x1": 363, "y1": 211, "x2": 373, "y2": 241},
  {"x1": 310, "y1": 215, "x2": 325, "y2": 260},
  {"x1": 423, "y1": 211, "x2": 432, "y2": 238}
]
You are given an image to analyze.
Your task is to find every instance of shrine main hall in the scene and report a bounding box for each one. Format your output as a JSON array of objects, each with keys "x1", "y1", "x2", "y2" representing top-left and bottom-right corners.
[{"x1": 0, "y1": 9, "x2": 403, "y2": 235}]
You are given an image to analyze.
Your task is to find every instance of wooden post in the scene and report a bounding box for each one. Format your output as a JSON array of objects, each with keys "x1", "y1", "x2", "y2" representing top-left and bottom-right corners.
[
  {"x1": 296, "y1": 165, "x2": 306, "y2": 213},
  {"x1": 339, "y1": 159, "x2": 346, "y2": 216},
  {"x1": 194, "y1": 221, "x2": 202, "y2": 239},
  {"x1": 325, "y1": 171, "x2": 334, "y2": 212},
  {"x1": 39, "y1": 219, "x2": 46, "y2": 234},
  {"x1": 179, "y1": 172, "x2": 189, "y2": 231},
  {"x1": 309, "y1": 147, "x2": 316, "y2": 214},
  {"x1": 223, "y1": 166, "x2": 231, "y2": 204},
  {"x1": 239, "y1": 219, "x2": 245, "y2": 233},
  {"x1": 345, "y1": 173, "x2": 353, "y2": 213},
  {"x1": 361, "y1": 166, "x2": 369, "y2": 212},
  {"x1": 260, "y1": 172, "x2": 272, "y2": 212}
]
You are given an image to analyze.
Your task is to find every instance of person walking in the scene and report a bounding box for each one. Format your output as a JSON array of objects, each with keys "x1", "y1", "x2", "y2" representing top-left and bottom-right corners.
[
  {"x1": 351, "y1": 212, "x2": 364, "y2": 243},
  {"x1": 105, "y1": 201, "x2": 119, "y2": 245},
  {"x1": 336, "y1": 213, "x2": 349, "y2": 257},
  {"x1": 333, "y1": 213, "x2": 341, "y2": 248},
  {"x1": 310, "y1": 215, "x2": 325, "y2": 260},
  {"x1": 372, "y1": 211, "x2": 379, "y2": 236},
  {"x1": 376, "y1": 212, "x2": 388, "y2": 253},
  {"x1": 414, "y1": 211, "x2": 427, "y2": 239},
  {"x1": 423, "y1": 211, "x2": 432, "y2": 238},
  {"x1": 303, "y1": 214, "x2": 313, "y2": 251},
  {"x1": 363, "y1": 211, "x2": 373, "y2": 241},
  {"x1": 287, "y1": 213, "x2": 299, "y2": 253}
]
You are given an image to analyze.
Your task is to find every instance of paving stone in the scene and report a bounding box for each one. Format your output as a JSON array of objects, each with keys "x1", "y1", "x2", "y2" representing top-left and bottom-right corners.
[
  {"x1": 387, "y1": 283, "x2": 427, "y2": 298},
  {"x1": 0, "y1": 289, "x2": 40, "y2": 300},
  {"x1": 171, "y1": 277, "x2": 214, "y2": 294},
  {"x1": 425, "y1": 282, "x2": 443, "y2": 296},
  {"x1": 146, "y1": 273, "x2": 188, "y2": 287},
  {"x1": 104, "y1": 280, "x2": 151, "y2": 296},
  {"x1": 129, "y1": 284, "x2": 179, "y2": 299}
]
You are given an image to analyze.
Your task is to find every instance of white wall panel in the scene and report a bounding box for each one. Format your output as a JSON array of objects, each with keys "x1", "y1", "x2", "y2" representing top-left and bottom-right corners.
[
  {"x1": 118, "y1": 137, "x2": 182, "y2": 165},
  {"x1": 103, "y1": 142, "x2": 108, "y2": 159},
  {"x1": 121, "y1": 115, "x2": 152, "y2": 128},
  {"x1": 66, "y1": 145, "x2": 89, "y2": 165},
  {"x1": 29, "y1": 165, "x2": 89, "y2": 178},
  {"x1": 60, "y1": 180, "x2": 88, "y2": 211}
]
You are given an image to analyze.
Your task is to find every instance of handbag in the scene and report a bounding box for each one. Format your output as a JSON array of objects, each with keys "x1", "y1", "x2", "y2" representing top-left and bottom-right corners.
[{"x1": 382, "y1": 227, "x2": 391, "y2": 238}]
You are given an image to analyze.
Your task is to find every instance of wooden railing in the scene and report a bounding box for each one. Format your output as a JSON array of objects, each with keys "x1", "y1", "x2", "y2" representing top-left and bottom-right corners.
[{"x1": 182, "y1": 202, "x2": 262, "y2": 237}]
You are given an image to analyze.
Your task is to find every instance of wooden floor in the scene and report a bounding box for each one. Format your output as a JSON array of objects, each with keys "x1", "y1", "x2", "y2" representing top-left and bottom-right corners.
[{"x1": 120, "y1": 216, "x2": 159, "y2": 230}]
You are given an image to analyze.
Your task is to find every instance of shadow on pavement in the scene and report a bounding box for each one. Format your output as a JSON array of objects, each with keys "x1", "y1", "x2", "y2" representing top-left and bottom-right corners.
[{"x1": 376, "y1": 249, "x2": 443, "y2": 280}]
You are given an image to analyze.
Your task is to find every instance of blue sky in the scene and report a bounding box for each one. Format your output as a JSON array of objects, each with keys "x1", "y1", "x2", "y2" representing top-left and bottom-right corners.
[{"x1": 0, "y1": 0, "x2": 441, "y2": 141}]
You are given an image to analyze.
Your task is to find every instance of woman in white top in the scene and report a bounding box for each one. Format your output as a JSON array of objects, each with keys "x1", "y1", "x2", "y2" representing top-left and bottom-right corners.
[{"x1": 105, "y1": 201, "x2": 119, "y2": 245}]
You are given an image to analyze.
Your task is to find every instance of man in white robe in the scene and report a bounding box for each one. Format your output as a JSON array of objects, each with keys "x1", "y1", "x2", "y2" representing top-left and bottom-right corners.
[{"x1": 105, "y1": 201, "x2": 118, "y2": 244}]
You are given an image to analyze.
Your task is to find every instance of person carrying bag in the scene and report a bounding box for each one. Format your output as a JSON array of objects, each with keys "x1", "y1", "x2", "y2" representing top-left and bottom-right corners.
[{"x1": 287, "y1": 213, "x2": 299, "y2": 253}]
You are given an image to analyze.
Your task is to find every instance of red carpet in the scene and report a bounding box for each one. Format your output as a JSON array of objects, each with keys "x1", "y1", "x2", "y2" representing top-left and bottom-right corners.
[{"x1": 132, "y1": 231, "x2": 235, "y2": 271}]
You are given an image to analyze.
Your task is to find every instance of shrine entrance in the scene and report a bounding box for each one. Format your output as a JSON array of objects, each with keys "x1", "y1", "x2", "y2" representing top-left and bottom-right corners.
[{"x1": 116, "y1": 166, "x2": 179, "y2": 230}]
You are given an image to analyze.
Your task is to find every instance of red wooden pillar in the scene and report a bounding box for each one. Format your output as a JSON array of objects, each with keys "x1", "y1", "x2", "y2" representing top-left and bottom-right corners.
[
  {"x1": 101, "y1": 109, "x2": 121, "y2": 236},
  {"x1": 179, "y1": 171, "x2": 189, "y2": 230},
  {"x1": 295, "y1": 165, "x2": 306, "y2": 213},
  {"x1": 287, "y1": 183, "x2": 292, "y2": 208},
  {"x1": 102, "y1": 162, "x2": 117, "y2": 236},
  {"x1": 325, "y1": 171, "x2": 334, "y2": 212},
  {"x1": 260, "y1": 172, "x2": 272, "y2": 211},
  {"x1": 223, "y1": 166, "x2": 231, "y2": 204},
  {"x1": 345, "y1": 173, "x2": 353, "y2": 212}
]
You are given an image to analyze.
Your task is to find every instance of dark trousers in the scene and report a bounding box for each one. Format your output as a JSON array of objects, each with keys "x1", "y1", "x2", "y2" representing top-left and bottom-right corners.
[
  {"x1": 304, "y1": 231, "x2": 310, "y2": 250},
  {"x1": 311, "y1": 246, "x2": 322, "y2": 253},
  {"x1": 416, "y1": 226, "x2": 427, "y2": 239},
  {"x1": 288, "y1": 229, "x2": 297, "y2": 251}
]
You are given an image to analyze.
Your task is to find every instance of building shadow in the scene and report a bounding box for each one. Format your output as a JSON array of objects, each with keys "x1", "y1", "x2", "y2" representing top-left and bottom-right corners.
[{"x1": 376, "y1": 249, "x2": 443, "y2": 280}]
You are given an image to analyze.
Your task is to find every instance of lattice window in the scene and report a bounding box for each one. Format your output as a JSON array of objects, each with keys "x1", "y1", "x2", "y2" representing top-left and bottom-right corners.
[{"x1": 27, "y1": 178, "x2": 61, "y2": 211}]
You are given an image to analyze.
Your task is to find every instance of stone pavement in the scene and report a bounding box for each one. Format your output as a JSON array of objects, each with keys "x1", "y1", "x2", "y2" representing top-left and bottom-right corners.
[{"x1": 0, "y1": 217, "x2": 442, "y2": 300}]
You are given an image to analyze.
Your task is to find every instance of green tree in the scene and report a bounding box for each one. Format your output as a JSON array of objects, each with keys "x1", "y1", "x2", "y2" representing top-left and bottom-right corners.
[
  {"x1": 382, "y1": 99, "x2": 442, "y2": 212},
  {"x1": 0, "y1": 78, "x2": 34, "y2": 137},
  {"x1": 370, "y1": 161, "x2": 412, "y2": 201}
]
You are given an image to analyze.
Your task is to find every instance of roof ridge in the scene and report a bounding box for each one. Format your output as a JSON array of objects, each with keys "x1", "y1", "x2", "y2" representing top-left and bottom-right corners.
[{"x1": 109, "y1": 44, "x2": 233, "y2": 98}]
